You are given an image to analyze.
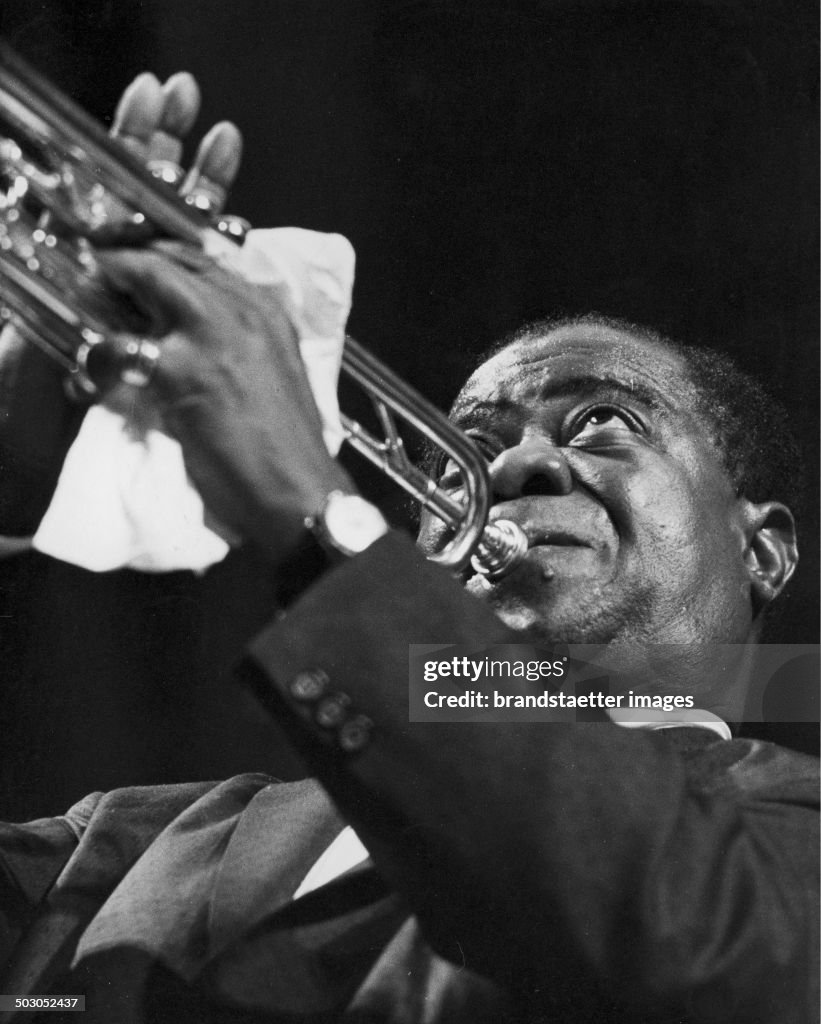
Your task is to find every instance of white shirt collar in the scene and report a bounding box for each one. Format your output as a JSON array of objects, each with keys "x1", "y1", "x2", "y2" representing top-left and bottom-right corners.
[{"x1": 608, "y1": 706, "x2": 731, "y2": 741}]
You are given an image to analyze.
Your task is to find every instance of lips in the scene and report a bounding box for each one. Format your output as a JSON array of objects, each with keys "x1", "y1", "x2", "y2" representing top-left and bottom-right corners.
[
  {"x1": 488, "y1": 507, "x2": 597, "y2": 550},
  {"x1": 529, "y1": 530, "x2": 590, "y2": 548}
]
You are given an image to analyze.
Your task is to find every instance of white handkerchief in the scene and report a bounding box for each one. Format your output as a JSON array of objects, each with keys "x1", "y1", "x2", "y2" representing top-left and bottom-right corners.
[{"x1": 33, "y1": 228, "x2": 354, "y2": 572}]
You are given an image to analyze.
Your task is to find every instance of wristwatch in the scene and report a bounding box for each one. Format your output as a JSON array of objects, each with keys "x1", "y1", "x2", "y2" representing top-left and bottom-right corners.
[
  {"x1": 306, "y1": 490, "x2": 389, "y2": 560},
  {"x1": 275, "y1": 492, "x2": 389, "y2": 607}
]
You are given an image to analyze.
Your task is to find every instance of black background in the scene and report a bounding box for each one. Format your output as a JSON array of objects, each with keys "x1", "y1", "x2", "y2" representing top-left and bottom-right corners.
[{"x1": 0, "y1": 0, "x2": 817, "y2": 817}]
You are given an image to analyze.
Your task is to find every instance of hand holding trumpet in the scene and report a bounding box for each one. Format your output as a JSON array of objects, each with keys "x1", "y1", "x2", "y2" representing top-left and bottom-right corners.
[
  {"x1": 2, "y1": 48, "x2": 521, "y2": 575},
  {"x1": 1, "y1": 65, "x2": 354, "y2": 560},
  {"x1": 96, "y1": 71, "x2": 356, "y2": 561},
  {"x1": 93, "y1": 240, "x2": 355, "y2": 563}
]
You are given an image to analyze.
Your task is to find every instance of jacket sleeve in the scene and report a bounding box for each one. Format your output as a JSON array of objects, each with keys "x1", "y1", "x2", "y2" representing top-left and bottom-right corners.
[
  {"x1": 0, "y1": 792, "x2": 101, "y2": 968},
  {"x1": 0, "y1": 780, "x2": 226, "y2": 995},
  {"x1": 239, "y1": 530, "x2": 820, "y2": 1023}
]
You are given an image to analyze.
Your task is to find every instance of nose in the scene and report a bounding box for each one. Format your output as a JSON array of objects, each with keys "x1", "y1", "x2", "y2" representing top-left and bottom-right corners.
[{"x1": 489, "y1": 438, "x2": 572, "y2": 498}]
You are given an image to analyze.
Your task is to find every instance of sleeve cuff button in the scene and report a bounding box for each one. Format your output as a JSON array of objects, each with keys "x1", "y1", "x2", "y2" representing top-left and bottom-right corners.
[
  {"x1": 289, "y1": 669, "x2": 329, "y2": 702},
  {"x1": 338, "y1": 715, "x2": 374, "y2": 753},
  {"x1": 315, "y1": 694, "x2": 351, "y2": 728}
]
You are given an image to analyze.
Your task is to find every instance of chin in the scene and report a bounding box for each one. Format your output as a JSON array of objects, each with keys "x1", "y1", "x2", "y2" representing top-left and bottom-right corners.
[{"x1": 465, "y1": 567, "x2": 636, "y2": 646}]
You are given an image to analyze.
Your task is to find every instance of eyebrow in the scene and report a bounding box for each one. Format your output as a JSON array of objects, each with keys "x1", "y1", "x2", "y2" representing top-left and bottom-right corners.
[
  {"x1": 451, "y1": 374, "x2": 668, "y2": 428},
  {"x1": 538, "y1": 375, "x2": 666, "y2": 410}
]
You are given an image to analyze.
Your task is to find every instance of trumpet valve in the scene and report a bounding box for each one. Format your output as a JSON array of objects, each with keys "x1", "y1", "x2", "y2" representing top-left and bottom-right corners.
[{"x1": 215, "y1": 214, "x2": 250, "y2": 243}]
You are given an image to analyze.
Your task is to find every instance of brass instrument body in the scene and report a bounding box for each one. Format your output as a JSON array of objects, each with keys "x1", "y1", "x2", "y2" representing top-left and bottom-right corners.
[{"x1": 0, "y1": 41, "x2": 528, "y2": 579}]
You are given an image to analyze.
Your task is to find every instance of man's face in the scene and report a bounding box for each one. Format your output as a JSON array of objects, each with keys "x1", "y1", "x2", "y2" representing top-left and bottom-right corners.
[{"x1": 418, "y1": 323, "x2": 755, "y2": 646}]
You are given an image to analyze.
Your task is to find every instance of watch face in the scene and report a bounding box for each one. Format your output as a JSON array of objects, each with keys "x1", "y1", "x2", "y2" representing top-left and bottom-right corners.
[{"x1": 323, "y1": 493, "x2": 388, "y2": 556}]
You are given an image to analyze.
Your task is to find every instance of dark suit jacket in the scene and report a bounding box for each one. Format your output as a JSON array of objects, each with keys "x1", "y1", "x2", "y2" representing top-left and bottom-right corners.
[{"x1": 1, "y1": 534, "x2": 818, "y2": 1022}]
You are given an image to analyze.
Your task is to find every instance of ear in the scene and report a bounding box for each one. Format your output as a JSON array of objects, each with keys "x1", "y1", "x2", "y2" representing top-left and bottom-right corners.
[{"x1": 739, "y1": 500, "x2": 798, "y2": 615}]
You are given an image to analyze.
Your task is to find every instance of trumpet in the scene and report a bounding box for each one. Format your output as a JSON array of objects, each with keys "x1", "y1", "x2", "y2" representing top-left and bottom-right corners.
[{"x1": 0, "y1": 41, "x2": 528, "y2": 579}]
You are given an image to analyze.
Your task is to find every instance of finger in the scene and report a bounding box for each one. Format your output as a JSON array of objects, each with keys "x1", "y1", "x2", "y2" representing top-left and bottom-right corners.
[
  {"x1": 111, "y1": 72, "x2": 164, "y2": 158},
  {"x1": 182, "y1": 121, "x2": 243, "y2": 214},
  {"x1": 146, "y1": 72, "x2": 201, "y2": 165},
  {"x1": 160, "y1": 73, "x2": 201, "y2": 138},
  {"x1": 94, "y1": 248, "x2": 207, "y2": 331}
]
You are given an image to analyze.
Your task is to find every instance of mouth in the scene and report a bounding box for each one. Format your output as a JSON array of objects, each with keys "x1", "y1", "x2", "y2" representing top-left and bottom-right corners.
[
  {"x1": 487, "y1": 508, "x2": 595, "y2": 552},
  {"x1": 526, "y1": 529, "x2": 591, "y2": 548},
  {"x1": 463, "y1": 523, "x2": 597, "y2": 589}
]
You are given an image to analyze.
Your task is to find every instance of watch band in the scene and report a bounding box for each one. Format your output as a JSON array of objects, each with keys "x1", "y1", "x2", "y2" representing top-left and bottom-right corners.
[{"x1": 274, "y1": 528, "x2": 337, "y2": 607}]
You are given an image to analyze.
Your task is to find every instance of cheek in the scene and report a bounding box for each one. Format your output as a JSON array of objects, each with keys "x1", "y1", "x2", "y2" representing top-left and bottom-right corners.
[
  {"x1": 589, "y1": 462, "x2": 693, "y2": 544},
  {"x1": 612, "y1": 469, "x2": 742, "y2": 580}
]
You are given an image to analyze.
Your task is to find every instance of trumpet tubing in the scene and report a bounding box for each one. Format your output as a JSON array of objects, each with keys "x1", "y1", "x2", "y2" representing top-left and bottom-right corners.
[{"x1": 0, "y1": 41, "x2": 528, "y2": 579}]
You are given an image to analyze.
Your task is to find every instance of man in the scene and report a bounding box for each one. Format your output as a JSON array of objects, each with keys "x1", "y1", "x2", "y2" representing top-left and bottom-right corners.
[{"x1": 0, "y1": 79, "x2": 818, "y2": 1024}]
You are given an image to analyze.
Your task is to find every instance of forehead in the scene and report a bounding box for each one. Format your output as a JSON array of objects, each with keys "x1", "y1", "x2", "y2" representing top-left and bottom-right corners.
[{"x1": 455, "y1": 323, "x2": 695, "y2": 414}]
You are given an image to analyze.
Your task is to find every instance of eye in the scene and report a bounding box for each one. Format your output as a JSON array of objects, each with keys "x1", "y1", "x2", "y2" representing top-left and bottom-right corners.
[
  {"x1": 437, "y1": 434, "x2": 499, "y2": 488},
  {"x1": 567, "y1": 405, "x2": 639, "y2": 445},
  {"x1": 468, "y1": 435, "x2": 501, "y2": 461}
]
